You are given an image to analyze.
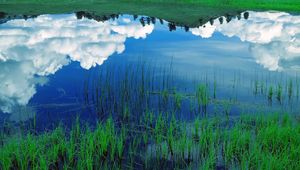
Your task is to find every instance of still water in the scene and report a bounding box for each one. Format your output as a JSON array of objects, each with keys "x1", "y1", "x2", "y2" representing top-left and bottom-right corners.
[{"x1": 0, "y1": 11, "x2": 300, "y2": 129}]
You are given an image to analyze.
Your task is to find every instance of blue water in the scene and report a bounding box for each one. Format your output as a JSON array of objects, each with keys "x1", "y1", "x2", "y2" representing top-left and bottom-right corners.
[{"x1": 1, "y1": 11, "x2": 300, "y2": 129}]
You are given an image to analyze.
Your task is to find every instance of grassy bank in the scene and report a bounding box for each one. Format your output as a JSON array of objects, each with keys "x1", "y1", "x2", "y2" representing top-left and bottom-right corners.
[
  {"x1": 0, "y1": 0, "x2": 299, "y2": 27},
  {"x1": 137, "y1": 0, "x2": 300, "y2": 11},
  {"x1": 1, "y1": 113, "x2": 299, "y2": 169}
]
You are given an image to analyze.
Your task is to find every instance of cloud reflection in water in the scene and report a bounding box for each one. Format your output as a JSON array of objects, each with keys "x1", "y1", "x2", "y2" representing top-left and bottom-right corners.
[
  {"x1": 190, "y1": 11, "x2": 300, "y2": 71},
  {"x1": 0, "y1": 14, "x2": 154, "y2": 113}
]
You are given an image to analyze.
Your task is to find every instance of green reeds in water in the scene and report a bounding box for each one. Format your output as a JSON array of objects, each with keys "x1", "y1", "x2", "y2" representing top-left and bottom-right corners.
[
  {"x1": 254, "y1": 79, "x2": 259, "y2": 96},
  {"x1": 3, "y1": 64, "x2": 300, "y2": 169},
  {"x1": 276, "y1": 83, "x2": 282, "y2": 104},
  {"x1": 268, "y1": 85, "x2": 273, "y2": 104},
  {"x1": 83, "y1": 62, "x2": 300, "y2": 125},
  {"x1": 213, "y1": 78, "x2": 217, "y2": 99},
  {"x1": 174, "y1": 92, "x2": 182, "y2": 110},
  {"x1": 2, "y1": 113, "x2": 299, "y2": 169},
  {"x1": 288, "y1": 79, "x2": 293, "y2": 101},
  {"x1": 196, "y1": 84, "x2": 209, "y2": 115}
]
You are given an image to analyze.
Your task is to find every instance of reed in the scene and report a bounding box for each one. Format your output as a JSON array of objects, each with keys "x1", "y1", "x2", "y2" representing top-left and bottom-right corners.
[
  {"x1": 196, "y1": 84, "x2": 209, "y2": 115},
  {"x1": 1, "y1": 113, "x2": 299, "y2": 169},
  {"x1": 174, "y1": 92, "x2": 182, "y2": 110},
  {"x1": 288, "y1": 79, "x2": 293, "y2": 101},
  {"x1": 268, "y1": 85, "x2": 273, "y2": 103},
  {"x1": 276, "y1": 83, "x2": 282, "y2": 104}
]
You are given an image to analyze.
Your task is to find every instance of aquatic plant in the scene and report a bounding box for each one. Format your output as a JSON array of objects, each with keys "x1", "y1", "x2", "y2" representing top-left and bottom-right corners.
[
  {"x1": 260, "y1": 81, "x2": 265, "y2": 94},
  {"x1": 196, "y1": 84, "x2": 209, "y2": 115},
  {"x1": 296, "y1": 78, "x2": 299, "y2": 99},
  {"x1": 276, "y1": 83, "x2": 282, "y2": 104},
  {"x1": 174, "y1": 92, "x2": 182, "y2": 110},
  {"x1": 288, "y1": 79, "x2": 293, "y2": 101},
  {"x1": 268, "y1": 85, "x2": 273, "y2": 103},
  {"x1": 254, "y1": 80, "x2": 259, "y2": 95},
  {"x1": 1, "y1": 113, "x2": 300, "y2": 169},
  {"x1": 213, "y1": 78, "x2": 217, "y2": 99}
]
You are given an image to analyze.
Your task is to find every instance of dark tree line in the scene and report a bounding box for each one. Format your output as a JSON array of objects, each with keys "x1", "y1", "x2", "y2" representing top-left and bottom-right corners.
[{"x1": 75, "y1": 11, "x2": 120, "y2": 22}]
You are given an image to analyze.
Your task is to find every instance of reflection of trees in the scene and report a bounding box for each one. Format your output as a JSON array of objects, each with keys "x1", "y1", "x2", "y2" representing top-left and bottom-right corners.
[
  {"x1": 75, "y1": 11, "x2": 119, "y2": 22},
  {"x1": 151, "y1": 17, "x2": 156, "y2": 24},
  {"x1": 139, "y1": 17, "x2": 155, "y2": 26},
  {"x1": 198, "y1": 18, "x2": 203, "y2": 25},
  {"x1": 0, "y1": 12, "x2": 6, "y2": 24},
  {"x1": 244, "y1": 12, "x2": 249, "y2": 20},
  {"x1": 140, "y1": 17, "x2": 146, "y2": 27},
  {"x1": 76, "y1": 11, "x2": 85, "y2": 19},
  {"x1": 237, "y1": 13, "x2": 241, "y2": 20},
  {"x1": 146, "y1": 17, "x2": 151, "y2": 25},
  {"x1": 72, "y1": 11, "x2": 249, "y2": 31},
  {"x1": 219, "y1": 17, "x2": 224, "y2": 24},
  {"x1": 0, "y1": 12, "x2": 38, "y2": 24},
  {"x1": 168, "y1": 23, "x2": 176, "y2": 31},
  {"x1": 71, "y1": 11, "x2": 250, "y2": 32},
  {"x1": 158, "y1": 11, "x2": 247, "y2": 31},
  {"x1": 159, "y1": 18, "x2": 164, "y2": 25},
  {"x1": 23, "y1": 15, "x2": 29, "y2": 20},
  {"x1": 1, "y1": 10, "x2": 250, "y2": 31},
  {"x1": 209, "y1": 18, "x2": 214, "y2": 25},
  {"x1": 225, "y1": 14, "x2": 232, "y2": 23},
  {"x1": 0, "y1": 12, "x2": 6, "y2": 19},
  {"x1": 184, "y1": 26, "x2": 189, "y2": 32},
  {"x1": 110, "y1": 14, "x2": 119, "y2": 21}
]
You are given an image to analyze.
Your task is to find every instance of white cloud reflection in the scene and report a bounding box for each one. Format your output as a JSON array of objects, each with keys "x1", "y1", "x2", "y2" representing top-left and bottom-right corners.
[
  {"x1": 0, "y1": 14, "x2": 154, "y2": 113},
  {"x1": 190, "y1": 11, "x2": 300, "y2": 71}
]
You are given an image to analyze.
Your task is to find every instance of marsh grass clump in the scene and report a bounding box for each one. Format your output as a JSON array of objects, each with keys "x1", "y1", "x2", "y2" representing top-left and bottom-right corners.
[
  {"x1": 224, "y1": 113, "x2": 300, "y2": 169},
  {"x1": 223, "y1": 125, "x2": 251, "y2": 164},
  {"x1": 276, "y1": 83, "x2": 282, "y2": 104},
  {"x1": 213, "y1": 78, "x2": 217, "y2": 99},
  {"x1": 1, "y1": 113, "x2": 300, "y2": 169},
  {"x1": 254, "y1": 80, "x2": 259, "y2": 96},
  {"x1": 196, "y1": 84, "x2": 209, "y2": 115},
  {"x1": 268, "y1": 85, "x2": 273, "y2": 104},
  {"x1": 174, "y1": 92, "x2": 182, "y2": 110}
]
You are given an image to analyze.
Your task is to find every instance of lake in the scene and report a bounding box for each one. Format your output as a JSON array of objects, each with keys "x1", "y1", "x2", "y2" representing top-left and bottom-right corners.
[
  {"x1": 1, "y1": 11, "x2": 300, "y2": 128},
  {"x1": 0, "y1": 11, "x2": 300, "y2": 124}
]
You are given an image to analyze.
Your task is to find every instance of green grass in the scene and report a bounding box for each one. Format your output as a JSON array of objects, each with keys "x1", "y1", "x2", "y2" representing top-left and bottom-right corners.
[
  {"x1": 1, "y1": 113, "x2": 299, "y2": 169},
  {"x1": 0, "y1": 0, "x2": 299, "y2": 28},
  {"x1": 138, "y1": 0, "x2": 300, "y2": 11}
]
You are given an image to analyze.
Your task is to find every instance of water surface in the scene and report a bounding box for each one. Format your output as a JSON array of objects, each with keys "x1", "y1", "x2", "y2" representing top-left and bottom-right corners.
[{"x1": 1, "y1": 11, "x2": 300, "y2": 128}]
